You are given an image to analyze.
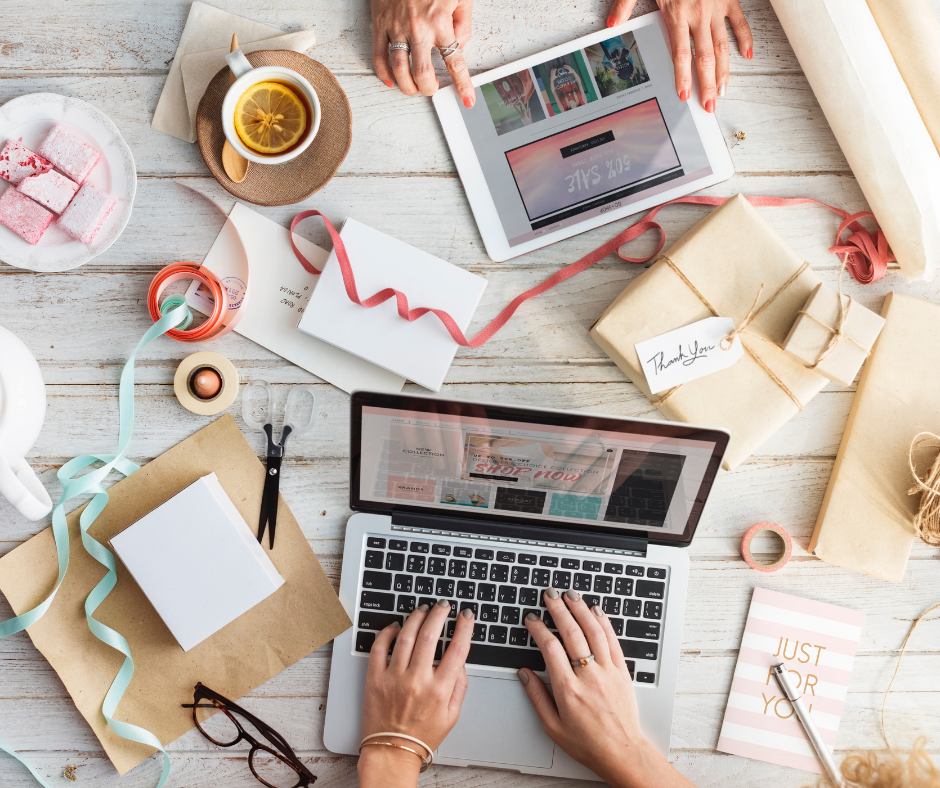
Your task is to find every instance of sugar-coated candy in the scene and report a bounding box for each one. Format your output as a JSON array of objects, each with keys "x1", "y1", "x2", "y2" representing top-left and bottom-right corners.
[
  {"x1": 18, "y1": 170, "x2": 80, "y2": 214},
  {"x1": 0, "y1": 140, "x2": 54, "y2": 185},
  {"x1": 38, "y1": 123, "x2": 101, "y2": 183},
  {"x1": 56, "y1": 183, "x2": 116, "y2": 244},
  {"x1": 0, "y1": 187, "x2": 54, "y2": 245}
]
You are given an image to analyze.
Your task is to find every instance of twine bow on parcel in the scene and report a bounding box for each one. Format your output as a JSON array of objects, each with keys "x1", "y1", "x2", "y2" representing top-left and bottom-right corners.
[
  {"x1": 907, "y1": 432, "x2": 940, "y2": 547},
  {"x1": 657, "y1": 257, "x2": 810, "y2": 410}
]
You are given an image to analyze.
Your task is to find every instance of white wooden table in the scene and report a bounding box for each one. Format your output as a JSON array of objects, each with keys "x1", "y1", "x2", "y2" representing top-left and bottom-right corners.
[{"x1": 2, "y1": 0, "x2": 939, "y2": 785}]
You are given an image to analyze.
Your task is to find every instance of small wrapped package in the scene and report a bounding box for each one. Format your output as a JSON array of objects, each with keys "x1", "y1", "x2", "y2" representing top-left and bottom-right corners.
[
  {"x1": 809, "y1": 292, "x2": 937, "y2": 581},
  {"x1": 590, "y1": 194, "x2": 828, "y2": 470},
  {"x1": 781, "y1": 283, "x2": 886, "y2": 386}
]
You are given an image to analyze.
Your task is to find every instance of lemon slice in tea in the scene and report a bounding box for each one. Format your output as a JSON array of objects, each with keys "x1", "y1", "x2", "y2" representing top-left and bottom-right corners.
[{"x1": 234, "y1": 82, "x2": 308, "y2": 155}]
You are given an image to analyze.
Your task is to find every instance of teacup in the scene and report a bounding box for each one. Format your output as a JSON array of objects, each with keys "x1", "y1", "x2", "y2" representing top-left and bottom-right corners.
[{"x1": 222, "y1": 50, "x2": 321, "y2": 165}]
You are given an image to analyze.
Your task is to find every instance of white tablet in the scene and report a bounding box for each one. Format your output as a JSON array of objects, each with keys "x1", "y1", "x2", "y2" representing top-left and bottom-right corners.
[{"x1": 433, "y1": 12, "x2": 734, "y2": 262}]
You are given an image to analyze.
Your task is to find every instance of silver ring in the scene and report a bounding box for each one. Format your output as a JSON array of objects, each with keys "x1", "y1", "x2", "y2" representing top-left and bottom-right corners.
[
  {"x1": 439, "y1": 40, "x2": 462, "y2": 59},
  {"x1": 570, "y1": 654, "x2": 595, "y2": 668},
  {"x1": 389, "y1": 42, "x2": 411, "y2": 53}
]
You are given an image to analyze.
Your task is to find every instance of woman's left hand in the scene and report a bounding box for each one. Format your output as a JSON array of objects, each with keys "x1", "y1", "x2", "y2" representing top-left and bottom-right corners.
[
  {"x1": 606, "y1": 0, "x2": 753, "y2": 112},
  {"x1": 359, "y1": 600, "x2": 475, "y2": 786},
  {"x1": 371, "y1": 0, "x2": 476, "y2": 107}
]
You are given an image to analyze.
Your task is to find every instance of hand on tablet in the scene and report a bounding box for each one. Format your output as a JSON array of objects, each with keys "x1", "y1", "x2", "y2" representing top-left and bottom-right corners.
[
  {"x1": 607, "y1": 0, "x2": 753, "y2": 113},
  {"x1": 371, "y1": 0, "x2": 476, "y2": 108},
  {"x1": 518, "y1": 590, "x2": 696, "y2": 788}
]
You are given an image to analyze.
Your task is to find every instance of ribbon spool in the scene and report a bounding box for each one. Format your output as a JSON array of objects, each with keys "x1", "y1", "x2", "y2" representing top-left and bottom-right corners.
[
  {"x1": 740, "y1": 522, "x2": 793, "y2": 572},
  {"x1": 174, "y1": 351, "x2": 239, "y2": 415}
]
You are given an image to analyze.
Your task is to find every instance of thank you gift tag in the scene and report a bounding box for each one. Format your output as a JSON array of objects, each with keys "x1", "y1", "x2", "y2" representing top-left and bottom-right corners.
[{"x1": 635, "y1": 317, "x2": 745, "y2": 394}]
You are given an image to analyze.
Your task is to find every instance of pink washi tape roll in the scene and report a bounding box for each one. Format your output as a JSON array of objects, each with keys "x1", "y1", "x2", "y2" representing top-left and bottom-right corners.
[{"x1": 740, "y1": 522, "x2": 792, "y2": 572}]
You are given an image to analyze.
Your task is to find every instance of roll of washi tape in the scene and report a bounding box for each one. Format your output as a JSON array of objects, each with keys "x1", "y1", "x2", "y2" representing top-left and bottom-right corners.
[
  {"x1": 740, "y1": 522, "x2": 793, "y2": 572},
  {"x1": 174, "y1": 351, "x2": 239, "y2": 415}
]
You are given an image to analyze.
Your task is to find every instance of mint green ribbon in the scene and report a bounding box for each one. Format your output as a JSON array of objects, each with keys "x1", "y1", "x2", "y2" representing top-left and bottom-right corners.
[{"x1": 0, "y1": 305, "x2": 189, "y2": 786}]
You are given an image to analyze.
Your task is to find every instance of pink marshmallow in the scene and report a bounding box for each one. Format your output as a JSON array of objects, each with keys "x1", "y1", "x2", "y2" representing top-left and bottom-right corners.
[
  {"x1": 0, "y1": 187, "x2": 54, "y2": 245},
  {"x1": 38, "y1": 123, "x2": 101, "y2": 183},
  {"x1": 18, "y1": 170, "x2": 80, "y2": 214},
  {"x1": 56, "y1": 183, "x2": 116, "y2": 245},
  {"x1": 0, "y1": 140, "x2": 54, "y2": 185}
]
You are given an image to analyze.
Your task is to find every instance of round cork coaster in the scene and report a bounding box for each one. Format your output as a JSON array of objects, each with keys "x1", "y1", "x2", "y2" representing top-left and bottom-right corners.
[{"x1": 196, "y1": 50, "x2": 351, "y2": 207}]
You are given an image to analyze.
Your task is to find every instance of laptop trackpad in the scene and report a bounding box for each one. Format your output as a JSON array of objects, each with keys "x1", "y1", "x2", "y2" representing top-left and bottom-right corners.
[{"x1": 438, "y1": 676, "x2": 555, "y2": 768}]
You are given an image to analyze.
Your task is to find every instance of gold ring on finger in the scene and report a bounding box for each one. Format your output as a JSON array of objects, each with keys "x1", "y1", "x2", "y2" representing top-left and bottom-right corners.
[{"x1": 570, "y1": 653, "x2": 595, "y2": 668}]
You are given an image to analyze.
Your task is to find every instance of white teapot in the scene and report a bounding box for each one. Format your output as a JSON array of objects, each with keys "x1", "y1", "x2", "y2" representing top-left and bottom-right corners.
[{"x1": 0, "y1": 324, "x2": 52, "y2": 521}]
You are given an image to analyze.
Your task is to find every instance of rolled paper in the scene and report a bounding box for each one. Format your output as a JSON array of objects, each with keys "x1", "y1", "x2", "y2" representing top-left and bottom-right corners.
[
  {"x1": 769, "y1": 0, "x2": 940, "y2": 280},
  {"x1": 866, "y1": 0, "x2": 940, "y2": 158}
]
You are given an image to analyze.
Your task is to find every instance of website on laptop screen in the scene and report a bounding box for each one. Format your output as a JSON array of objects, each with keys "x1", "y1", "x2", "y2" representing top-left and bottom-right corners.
[
  {"x1": 457, "y1": 21, "x2": 712, "y2": 248},
  {"x1": 359, "y1": 406, "x2": 717, "y2": 536}
]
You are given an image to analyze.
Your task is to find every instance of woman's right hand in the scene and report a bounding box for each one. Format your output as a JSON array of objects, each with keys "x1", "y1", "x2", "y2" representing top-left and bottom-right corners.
[{"x1": 519, "y1": 589, "x2": 696, "y2": 788}]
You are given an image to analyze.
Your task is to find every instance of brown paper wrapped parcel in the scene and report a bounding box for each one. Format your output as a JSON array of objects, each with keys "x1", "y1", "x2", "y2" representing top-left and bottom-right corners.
[
  {"x1": 782, "y1": 283, "x2": 886, "y2": 387},
  {"x1": 809, "y1": 292, "x2": 935, "y2": 582},
  {"x1": 590, "y1": 194, "x2": 829, "y2": 470}
]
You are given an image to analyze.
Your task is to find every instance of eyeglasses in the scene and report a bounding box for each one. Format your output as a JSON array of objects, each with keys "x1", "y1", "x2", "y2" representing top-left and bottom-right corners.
[{"x1": 183, "y1": 683, "x2": 317, "y2": 788}]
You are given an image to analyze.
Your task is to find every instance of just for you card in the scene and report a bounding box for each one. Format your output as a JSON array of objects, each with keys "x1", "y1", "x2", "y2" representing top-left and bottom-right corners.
[{"x1": 716, "y1": 588, "x2": 865, "y2": 774}]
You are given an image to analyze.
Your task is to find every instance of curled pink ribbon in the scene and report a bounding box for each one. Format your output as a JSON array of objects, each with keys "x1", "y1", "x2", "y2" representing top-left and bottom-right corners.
[{"x1": 289, "y1": 195, "x2": 893, "y2": 349}]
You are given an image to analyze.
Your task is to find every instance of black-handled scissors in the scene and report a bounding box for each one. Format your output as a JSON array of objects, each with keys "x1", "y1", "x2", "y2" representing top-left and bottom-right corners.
[{"x1": 243, "y1": 380, "x2": 319, "y2": 549}]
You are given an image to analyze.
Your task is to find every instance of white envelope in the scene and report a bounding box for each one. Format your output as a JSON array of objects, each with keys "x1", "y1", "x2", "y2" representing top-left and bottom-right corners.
[{"x1": 185, "y1": 203, "x2": 405, "y2": 394}]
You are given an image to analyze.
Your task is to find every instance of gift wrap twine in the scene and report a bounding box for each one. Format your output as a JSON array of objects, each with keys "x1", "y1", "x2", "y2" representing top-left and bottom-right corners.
[{"x1": 907, "y1": 431, "x2": 940, "y2": 546}]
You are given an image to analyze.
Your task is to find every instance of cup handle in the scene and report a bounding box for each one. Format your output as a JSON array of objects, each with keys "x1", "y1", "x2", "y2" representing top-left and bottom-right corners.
[
  {"x1": 0, "y1": 455, "x2": 53, "y2": 522},
  {"x1": 225, "y1": 49, "x2": 254, "y2": 80}
]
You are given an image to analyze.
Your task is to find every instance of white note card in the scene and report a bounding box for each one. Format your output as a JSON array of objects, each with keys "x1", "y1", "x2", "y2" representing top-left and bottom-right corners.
[
  {"x1": 635, "y1": 317, "x2": 744, "y2": 394},
  {"x1": 110, "y1": 473, "x2": 285, "y2": 652}
]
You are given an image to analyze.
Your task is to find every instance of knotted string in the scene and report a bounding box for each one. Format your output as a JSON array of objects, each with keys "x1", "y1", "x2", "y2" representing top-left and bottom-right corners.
[
  {"x1": 907, "y1": 432, "x2": 940, "y2": 547},
  {"x1": 288, "y1": 196, "x2": 892, "y2": 350},
  {"x1": 719, "y1": 284, "x2": 764, "y2": 351}
]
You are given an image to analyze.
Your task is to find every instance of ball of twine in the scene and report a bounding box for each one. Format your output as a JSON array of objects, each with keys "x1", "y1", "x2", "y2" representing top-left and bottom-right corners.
[{"x1": 907, "y1": 431, "x2": 940, "y2": 546}]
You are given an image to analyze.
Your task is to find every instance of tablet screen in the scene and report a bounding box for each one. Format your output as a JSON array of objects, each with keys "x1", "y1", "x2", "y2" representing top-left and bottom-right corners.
[{"x1": 458, "y1": 22, "x2": 713, "y2": 248}]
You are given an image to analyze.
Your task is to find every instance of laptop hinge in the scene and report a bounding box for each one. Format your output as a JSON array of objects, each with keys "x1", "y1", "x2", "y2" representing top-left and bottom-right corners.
[{"x1": 390, "y1": 512, "x2": 648, "y2": 557}]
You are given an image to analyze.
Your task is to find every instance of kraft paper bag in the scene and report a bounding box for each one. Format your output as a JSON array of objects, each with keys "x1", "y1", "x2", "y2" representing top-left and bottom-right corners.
[
  {"x1": 0, "y1": 415, "x2": 351, "y2": 776},
  {"x1": 809, "y1": 292, "x2": 931, "y2": 582},
  {"x1": 866, "y1": 0, "x2": 940, "y2": 157},
  {"x1": 590, "y1": 195, "x2": 828, "y2": 470}
]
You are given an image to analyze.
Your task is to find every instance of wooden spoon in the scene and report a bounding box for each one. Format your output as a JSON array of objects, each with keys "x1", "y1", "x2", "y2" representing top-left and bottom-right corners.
[{"x1": 222, "y1": 33, "x2": 250, "y2": 183}]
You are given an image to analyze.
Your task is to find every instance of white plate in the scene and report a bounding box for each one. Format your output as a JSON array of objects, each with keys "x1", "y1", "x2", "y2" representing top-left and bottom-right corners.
[{"x1": 0, "y1": 93, "x2": 137, "y2": 271}]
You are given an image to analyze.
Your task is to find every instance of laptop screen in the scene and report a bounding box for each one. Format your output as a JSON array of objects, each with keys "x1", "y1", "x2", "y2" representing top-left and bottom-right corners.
[{"x1": 350, "y1": 392, "x2": 729, "y2": 545}]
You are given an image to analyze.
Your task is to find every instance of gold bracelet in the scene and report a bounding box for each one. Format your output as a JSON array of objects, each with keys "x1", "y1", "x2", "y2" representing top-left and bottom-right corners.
[{"x1": 359, "y1": 740, "x2": 431, "y2": 772}]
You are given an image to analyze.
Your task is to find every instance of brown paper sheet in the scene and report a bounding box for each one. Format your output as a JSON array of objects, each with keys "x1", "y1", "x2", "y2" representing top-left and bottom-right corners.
[
  {"x1": 867, "y1": 0, "x2": 940, "y2": 157},
  {"x1": 590, "y1": 194, "x2": 827, "y2": 470},
  {"x1": 809, "y1": 292, "x2": 931, "y2": 582},
  {"x1": 0, "y1": 415, "x2": 351, "y2": 775}
]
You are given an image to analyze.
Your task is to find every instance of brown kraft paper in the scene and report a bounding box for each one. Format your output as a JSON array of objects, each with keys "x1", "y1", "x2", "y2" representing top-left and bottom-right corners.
[
  {"x1": 590, "y1": 194, "x2": 828, "y2": 470},
  {"x1": 0, "y1": 415, "x2": 351, "y2": 776},
  {"x1": 809, "y1": 292, "x2": 930, "y2": 582}
]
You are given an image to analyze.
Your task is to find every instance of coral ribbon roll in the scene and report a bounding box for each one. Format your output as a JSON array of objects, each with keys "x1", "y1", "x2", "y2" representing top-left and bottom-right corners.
[
  {"x1": 740, "y1": 522, "x2": 793, "y2": 573},
  {"x1": 147, "y1": 262, "x2": 236, "y2": 342}
]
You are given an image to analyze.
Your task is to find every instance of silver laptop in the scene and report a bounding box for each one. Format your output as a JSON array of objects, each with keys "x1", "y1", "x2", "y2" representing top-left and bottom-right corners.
[{"x1": 324, "y1": 392, "x2": 729, "y2": 779}]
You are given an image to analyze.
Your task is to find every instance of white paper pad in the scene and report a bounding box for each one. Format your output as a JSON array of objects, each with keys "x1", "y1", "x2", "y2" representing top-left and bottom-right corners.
[
  {"x1": 296, "y1": 218, "x2": 488, "y2": 391},
  {"x1": 185, "y1": 203, "x2": 405, "y2": 394},
  {"x1": 110, "y1": 473, "x2": 285, "y2": 652}
]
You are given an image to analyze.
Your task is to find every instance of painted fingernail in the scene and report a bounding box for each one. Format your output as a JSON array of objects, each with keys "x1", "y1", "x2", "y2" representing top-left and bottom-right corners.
[
  {"x1": 526, "y1": 612, "x2": 540, "y2": 622},
  {"x1": 418, "y1": 604, "x2": 430, "y2": 612},
  {"x1": 606, "y1": 15, "x2": 618, "y2": 27},
  {"x1": 565, "y1": 590, "x2": 580, "y2": 602},
  {"x1": 517, "y1": 669, "x2": 529, "y2": 686},
  {"x1": 461, "y1": 608, "x2": 474, "y2": 619},
  {"x1": 383, "y1": 80, "x2": 394, "y2": 88},
  {"x1": 592, "y1": 605, "x2": 604, "y2": 617},
  {"x1": 679, "y1": 89, "x2": 690, "y2": 102},
  {"x1": 437, "y1": 598, "x2": 450, "y2": 607},
  {"x1": 746, "y1": 48, "x2": 753, "y2": 59},
  {"x1": 463, "y1": 96, "x2": 474, "y2": 109},
  {"x1": 546, "y1": 588, "x2": 560, "y2": 600},
  {"x1": 705, "y1": 99, "x2": 715, "y2": 113},
  {"x1": 718, "y1": 84, "x2": 726, "y2": 98}
]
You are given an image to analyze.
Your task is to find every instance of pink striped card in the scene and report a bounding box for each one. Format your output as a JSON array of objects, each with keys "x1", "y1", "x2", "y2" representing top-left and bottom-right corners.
[{"x1": 716, "y1": 588, "x2": 865, "y2": 774}]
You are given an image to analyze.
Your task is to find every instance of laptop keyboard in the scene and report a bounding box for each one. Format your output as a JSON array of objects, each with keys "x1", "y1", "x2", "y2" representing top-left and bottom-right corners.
[{"x1": 353, "y1": 534, "x2": 667, "y2": 685}]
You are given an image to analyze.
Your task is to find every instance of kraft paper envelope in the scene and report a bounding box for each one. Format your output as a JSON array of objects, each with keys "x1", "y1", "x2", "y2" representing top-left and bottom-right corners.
[
  {"x1": 0, "y1": 415, "x2": 351, "y2": 776},
  {"x1": 809, "y1": 292, "x2": 928, "y2": 582},
  {"x1": 153, "y1": 1, "x2": 315, "y2": 143}
]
